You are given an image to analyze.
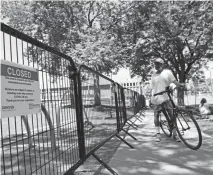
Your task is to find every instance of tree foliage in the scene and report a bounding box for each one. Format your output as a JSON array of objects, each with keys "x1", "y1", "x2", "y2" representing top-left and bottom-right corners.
[
  {"x1": 1, "y1": 1, "x2": 213, "y2": 80},
  {"x1": 131, "y1": 1, "x2": 213, "y2": 82},
  {"x1": 1, "y1": 1, "x2": 129, "y2": 75}
]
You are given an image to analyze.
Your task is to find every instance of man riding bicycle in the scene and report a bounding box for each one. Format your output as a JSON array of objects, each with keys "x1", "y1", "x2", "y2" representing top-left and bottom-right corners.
[{"x1": 150, "y1": 58, "x2": 184, "y2": 142}]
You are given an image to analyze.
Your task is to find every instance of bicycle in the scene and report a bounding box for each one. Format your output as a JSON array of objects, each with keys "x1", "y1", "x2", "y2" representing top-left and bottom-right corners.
[{"x1": 154, "y1": 86, "x2": 202, "y2": 150}]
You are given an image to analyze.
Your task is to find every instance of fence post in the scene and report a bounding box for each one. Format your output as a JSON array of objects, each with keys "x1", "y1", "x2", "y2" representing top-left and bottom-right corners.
[
  {"x1": 70, "y1": 65, "x2": 86, "y2": 161},
  {"x1": 114, "y1": 83, "x2": 121, "y2": 132},
  {"x1": 120, "y1": 87, "x2": 127, "y2": 125}
]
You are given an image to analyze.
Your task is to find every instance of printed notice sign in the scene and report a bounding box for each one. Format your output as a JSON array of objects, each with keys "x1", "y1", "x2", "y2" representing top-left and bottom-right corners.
[{"x1": 0, "y1": 60, "x2": 41, "y2": 117}]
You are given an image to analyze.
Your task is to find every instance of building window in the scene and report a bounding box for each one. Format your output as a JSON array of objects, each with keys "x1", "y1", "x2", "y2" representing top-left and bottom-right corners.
[
  {"x1": 130, "y1": 83, "x2": 132, "y2": 86},
  {"x1": 127, "y1": 83, "x2": 129, "y2": 86},
  {"x1": 133, "y1": 82, "x2": 135, "y2": 86}
]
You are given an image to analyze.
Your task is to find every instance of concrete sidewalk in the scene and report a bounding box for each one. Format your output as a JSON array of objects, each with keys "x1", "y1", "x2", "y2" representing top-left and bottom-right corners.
[{"x1": 99, "y1": 109, "x2": 213, "y2": 175}]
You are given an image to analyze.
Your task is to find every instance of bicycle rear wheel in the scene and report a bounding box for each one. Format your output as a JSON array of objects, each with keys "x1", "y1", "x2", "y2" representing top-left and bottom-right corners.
[
  {"x1": 176, "y1": 109, "x2": 202, "y2": 150},
  {"x1": 159, "y1": 111, "x2": 172, "y2": 137}
]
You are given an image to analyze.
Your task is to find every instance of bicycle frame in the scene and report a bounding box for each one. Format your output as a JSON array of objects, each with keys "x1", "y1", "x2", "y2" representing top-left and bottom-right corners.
[
  {"x1": 154, "y1": 87, "x2": 202, "y2": 150},
  {"x1": 155, "y1": 87, "x2": 190, "y2": 130},
  {"x1": 167, "y1": 92, "x2": 191, "y2": 131}
]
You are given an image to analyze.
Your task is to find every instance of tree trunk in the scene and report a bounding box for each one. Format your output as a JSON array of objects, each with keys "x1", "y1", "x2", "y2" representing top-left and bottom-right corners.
[
  {"x1": 177, "y1": 89, "x2": 184, "y2": 106},
  {"x1": 94, "y1": 74, "x2": 101, "y2": 105},
  {"x1": 177, "y1": 72, "x2": 185, "y2": 106}
]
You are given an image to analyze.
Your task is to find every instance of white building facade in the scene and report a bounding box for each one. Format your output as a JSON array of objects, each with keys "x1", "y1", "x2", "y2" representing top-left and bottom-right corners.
[{"x1": 110, "y1": 68, "x2": 143, "y2": 94}]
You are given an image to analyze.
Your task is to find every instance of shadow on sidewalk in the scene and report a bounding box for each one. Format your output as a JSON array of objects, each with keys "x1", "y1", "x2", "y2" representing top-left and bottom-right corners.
[{"x1": 99, "y1": 110, "x2": 213, "y2": 175}]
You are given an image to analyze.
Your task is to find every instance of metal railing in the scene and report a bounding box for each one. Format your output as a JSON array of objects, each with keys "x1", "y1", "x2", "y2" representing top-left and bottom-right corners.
[
  {"x1": 1, "y1": 23, "x2": 146, "y2": 175},
  {"x1": 1, "y1": 23, "x2": 81, "y2": 175},
  {"x1": 78, "y1": 65, "x2": 118, "y2": 156}
]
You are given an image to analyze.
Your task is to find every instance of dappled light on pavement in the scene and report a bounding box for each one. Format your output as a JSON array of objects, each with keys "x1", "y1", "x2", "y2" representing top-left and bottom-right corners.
[{"x1": 99, "y1": 109, "x2": 213, "y2": 175}]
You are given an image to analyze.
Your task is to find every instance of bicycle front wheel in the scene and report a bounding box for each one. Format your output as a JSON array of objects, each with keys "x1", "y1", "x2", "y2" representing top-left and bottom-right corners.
[{"x1": 176, "y1": 109, "x2": 202, "y2": 150}]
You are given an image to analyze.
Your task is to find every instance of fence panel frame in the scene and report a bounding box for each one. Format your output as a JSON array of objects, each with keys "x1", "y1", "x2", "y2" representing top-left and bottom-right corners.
[
  {"x1": 1, "y1": 22, "x2": 83, "y2": 175},
  {"x1": 1, "y1": 22, "x2": 146, "y2": 175}
]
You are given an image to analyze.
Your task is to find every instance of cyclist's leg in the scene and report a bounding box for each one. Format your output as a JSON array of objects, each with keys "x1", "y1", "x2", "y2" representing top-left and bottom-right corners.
[
  {"x1": 154, "y1": 105, "x2": 162, "y2": 136},
  {"x1": 164, "y1": 101, "x2": 181, "y2": 141}
]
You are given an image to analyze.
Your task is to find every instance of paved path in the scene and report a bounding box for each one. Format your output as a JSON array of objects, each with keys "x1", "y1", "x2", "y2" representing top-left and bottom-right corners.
[{"x1": 100, "y1": 109, "x2": 213, "y2": 175}]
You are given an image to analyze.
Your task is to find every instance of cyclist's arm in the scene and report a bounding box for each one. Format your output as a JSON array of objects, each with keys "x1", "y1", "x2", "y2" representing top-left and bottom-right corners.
[
  {"x1": 166, "y1": 69, "x2": 184, "y2": 88},
  {"x1": 172, "y1": 80, "x2": 184, "y2": 88}
]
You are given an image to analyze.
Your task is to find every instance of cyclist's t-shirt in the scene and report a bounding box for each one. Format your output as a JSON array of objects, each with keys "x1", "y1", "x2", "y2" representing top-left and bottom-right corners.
[{"x1": 150, "y1": 69, "x2": 176, "y2": 105}]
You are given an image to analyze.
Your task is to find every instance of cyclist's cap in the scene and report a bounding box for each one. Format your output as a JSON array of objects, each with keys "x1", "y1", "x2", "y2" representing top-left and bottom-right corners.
[{"x1": 154, "y1": 58, "x2": 164, "y2": 64}]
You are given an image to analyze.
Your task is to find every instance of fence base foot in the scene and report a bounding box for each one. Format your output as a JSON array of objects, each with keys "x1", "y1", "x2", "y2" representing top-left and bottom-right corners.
[
  {"x1": 127, "y1": 121, "x2": 138, "y2": 130},
  {"x1": 139, "y1": 109, "x2": 146, "y2": 115},
  {"x1": 92, "y1": 153, "x2": 118, "y2": 175},
  {"x1": 135, "y1": 115, "x2": 144, "y2": 123},
  {"x1": 121, "y1": 128, "x2": 137, "y2": 140},
  {"x1": 128, "y1": 120, "x2": 138, "y2": 127},
  {"x1": 116, "y1": 134, "x2": 134, "y2": 149}
]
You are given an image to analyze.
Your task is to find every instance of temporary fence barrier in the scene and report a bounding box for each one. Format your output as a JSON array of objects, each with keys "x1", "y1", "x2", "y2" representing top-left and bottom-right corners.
[
  {"x1": 0, "y1": 23, "x2": 146, "y2": 175},
  {"x1": 115, "y1": 83, "x2": 127, "y2": 131},
  {"x1": 79, "y1": 65, "x2": 118, "y2": 155},
  {"x1": 122, "y1": 88, "x2": 145, "y2": 130},
  {"x1": 1, "y1": 22, "x2": 81, "y2": 175}
]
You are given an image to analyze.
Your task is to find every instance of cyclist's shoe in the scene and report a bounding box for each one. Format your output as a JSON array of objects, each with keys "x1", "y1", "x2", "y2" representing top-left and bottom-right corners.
[
  {"x1": 155, "y1": 133, "x2": 161, "y2": 142},
  {"x1": 173, "y1": 135, "x2": 181, "y2": 142}
]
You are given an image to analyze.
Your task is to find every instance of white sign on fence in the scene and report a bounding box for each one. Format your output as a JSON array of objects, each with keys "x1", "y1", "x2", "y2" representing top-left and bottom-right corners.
[{"x1": 0, "y1": 60, "x2": 41, "y2": 117}]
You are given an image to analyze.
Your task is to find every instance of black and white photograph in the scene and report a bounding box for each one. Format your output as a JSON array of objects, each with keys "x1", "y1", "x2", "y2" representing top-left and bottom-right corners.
[{"x1": 1, "y1": 1, "x2": 213, "y2": 175}]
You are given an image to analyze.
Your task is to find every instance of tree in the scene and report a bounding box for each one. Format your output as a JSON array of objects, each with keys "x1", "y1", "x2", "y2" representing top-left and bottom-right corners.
[
  {"x1": 130, "y1": 1, "x2": 213, "y2": 105},
  {"x1": 2, "y1": 1, "x2": 213, "y2": 105},
  {"x1": 1, "y1": 1, "x2": 130, "y2": 74},
  {"x1": 191, "y1": 69, "x2": 205, "y2": 83},
  {"x1": 1, "y1": 1, "x2": 133, "y2": 105}
]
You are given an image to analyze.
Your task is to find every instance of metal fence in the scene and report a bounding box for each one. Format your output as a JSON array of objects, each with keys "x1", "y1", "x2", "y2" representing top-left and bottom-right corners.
[
  {"x1": 78, "y1": 65, "x2": 118, "y2": 158},
  {"x1": 1, "y1": 23, "x2": 145, "y2": 175},
  {"x1": 1, "y1": 23, "x2": 81, "y2": 175},
  {"x1": 115, "y1": 83, "x2": 127, "y2": 131},
  {"x1": 123, "y1": 88, "x2": 137, "y2": 120}
]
